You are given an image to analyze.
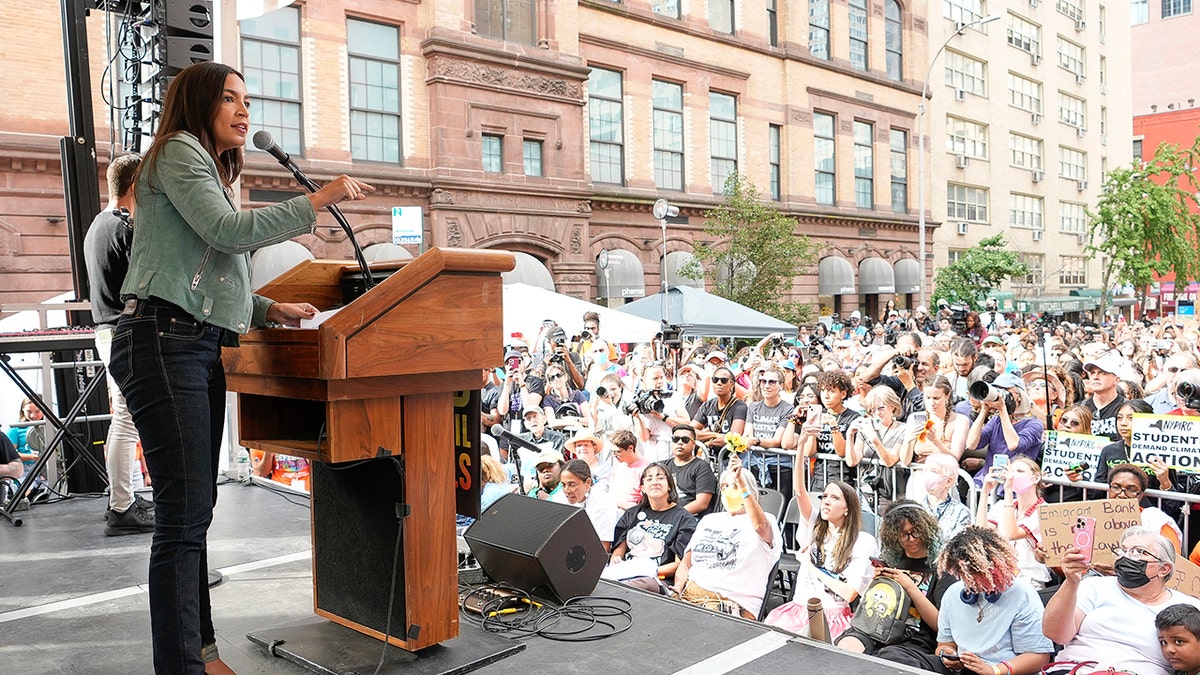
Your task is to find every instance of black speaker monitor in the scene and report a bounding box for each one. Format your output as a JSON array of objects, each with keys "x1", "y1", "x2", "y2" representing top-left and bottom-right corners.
[{"x1": 464, "y1": 494, "x2": 605, "y2": 604}]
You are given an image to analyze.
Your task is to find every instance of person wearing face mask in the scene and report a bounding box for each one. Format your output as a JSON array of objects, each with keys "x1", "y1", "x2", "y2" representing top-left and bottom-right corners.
[
  {"x1": 672, "y1": 453, "x2": 781, "y2": 620},
  {"x1": 917, "y1": 453, "x2": 973, "y2": 541},
  {"x1": 1044, "y1": 527, "x2": 1200, "y2": 675},
  {"x1": 976, "y1": 456, "x2": 1052, "y2": 589}
]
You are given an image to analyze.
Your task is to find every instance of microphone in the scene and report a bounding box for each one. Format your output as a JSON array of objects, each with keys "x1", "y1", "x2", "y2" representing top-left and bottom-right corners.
[
  {"x1": 251, "y1": 130, "x2": 375, "y2": 290},
  {"x1": 489, "y1": 424, "x2": 550, "y2": 456}
]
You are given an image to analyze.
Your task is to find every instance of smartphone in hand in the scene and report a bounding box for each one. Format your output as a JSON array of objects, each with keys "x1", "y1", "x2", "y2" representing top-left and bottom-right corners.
[{"x1": 1072, "y1": 516, "x2": 1097, "y2": 565}]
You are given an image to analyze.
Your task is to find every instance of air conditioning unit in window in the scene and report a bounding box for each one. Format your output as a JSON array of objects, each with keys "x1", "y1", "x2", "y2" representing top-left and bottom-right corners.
[
  {"x1": 1032, "y1": 170, "x2": 1045, "y2": 182},
  {"x1": 1100, "y1": 83, "x2": 1107, "y2": 95},
  {"x1": 1076, "y1": 73, "x2": 1086, "y2": 84},
  {"x1": 1100, "y1": 33, "x2": 1106, "y2": 44},
  {"x1": 957, "y1": 222, "x2": 969, "y2": 235},
  {"x1": 1076, "y1": 19, "x2": 1086, "y2": 31},
  {"x1": 955, "y1": 155, "x2": 970, "y2": 168},
  {"x1": 954, "y1": 20, "x2": 968, "y2": 32},
  {"x1": 1077, "y1": 180, "x2": 1088, "y2": 191},
  {"x1": 1029, "y1": 0, "x2": 1039, "y2": 6},
  {"x1": 1031, "y1": 112, "x2": 1042, "y2": 125},
  {"x1": 954, "y1": 88, "x2": 967, "y2": 102},
  {"x1": 1032, "y1": 229, "x2": 1043, "y2": 242},
  {"x1": 1077, "y1": 233, "x2": 1088, "y2": 246},
  {"x1": 1077, "y1": 126, "x2": 1086, "y2": 138},
  {"x1": 1031, "y1": 53, "x2": 1042, "y2": 66},
  {"x1": 1102, "y1": 134, "x2": 1108, "y2": 145}
]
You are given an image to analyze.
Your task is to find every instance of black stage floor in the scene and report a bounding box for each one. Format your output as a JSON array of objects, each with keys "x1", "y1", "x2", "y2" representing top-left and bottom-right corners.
[{"x1": 0, "y1": 479, "x2": 921, "y2": 674}]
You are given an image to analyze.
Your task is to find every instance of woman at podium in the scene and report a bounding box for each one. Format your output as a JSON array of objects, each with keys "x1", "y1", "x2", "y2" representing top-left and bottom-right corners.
[{"x1": 107, "y1": 61, "x2": 373, "y2": 675}]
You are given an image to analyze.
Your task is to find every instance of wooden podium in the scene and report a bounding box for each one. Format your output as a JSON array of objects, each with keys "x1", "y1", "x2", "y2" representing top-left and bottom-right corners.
[{"x1": 223, "y1": 247, "x2": 514, "y2": 651}]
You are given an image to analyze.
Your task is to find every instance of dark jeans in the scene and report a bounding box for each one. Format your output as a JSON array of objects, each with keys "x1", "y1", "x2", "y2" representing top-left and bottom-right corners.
[{"x1": 109, "y1": 297, "x2": 225, "y2": 675}]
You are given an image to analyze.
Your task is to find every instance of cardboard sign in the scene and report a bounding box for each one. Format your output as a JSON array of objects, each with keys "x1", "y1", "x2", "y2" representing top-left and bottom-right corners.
[
  {"x1": 1130, "y1": 413, "x2": 1200, "y2": 473},
  {"x1": 1038, "y1": 498, "x2": 1140, "y2": 567},
  {"x1": 1041, "y1": 430, "x2": 1108, "y2": 482},
  {"x1": 1166, "y1": 556, "x2": 1200, "y2": 601}
]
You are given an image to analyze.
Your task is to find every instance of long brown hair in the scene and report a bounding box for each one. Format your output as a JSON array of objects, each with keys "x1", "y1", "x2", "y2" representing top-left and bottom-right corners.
[
  {"x1": 138, "y1": 62, "x2": 246, "y2": 194},
  {"x1": 811, "y1": 480, "x2": 862, "y2": 573}
]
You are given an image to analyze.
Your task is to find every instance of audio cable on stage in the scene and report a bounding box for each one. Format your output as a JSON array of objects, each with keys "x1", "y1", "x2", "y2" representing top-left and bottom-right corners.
[{"x1": 458, "y1": 582, "x2": 633, "y2": 642}]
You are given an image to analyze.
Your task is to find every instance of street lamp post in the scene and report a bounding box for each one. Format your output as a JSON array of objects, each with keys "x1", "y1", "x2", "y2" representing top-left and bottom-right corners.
[
  {"x1": 917, "y1": 14, "x2": 1002, "y2": 309},
  {"x1": 652, "y1": 198, "x2": 679, "y2": 361}
]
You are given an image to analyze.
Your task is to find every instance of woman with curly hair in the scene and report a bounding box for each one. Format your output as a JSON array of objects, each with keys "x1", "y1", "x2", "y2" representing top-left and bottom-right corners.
[
  {"x1": 836, "y1": 502, "x2": 956, "y2": 667},
  {"x1": 935, "y1": 526, "x2": 1054, "y2": 675}
]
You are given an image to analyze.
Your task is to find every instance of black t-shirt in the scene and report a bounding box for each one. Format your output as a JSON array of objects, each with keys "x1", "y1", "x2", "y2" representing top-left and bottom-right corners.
[
  {"x1": 0, "y1": 433, "x2": 18, "y2": 465},
  {"x1": 890, "y1": 554, "x2": 956, "y2": 652},
  {"x1": 1084, "y1": 395, "x2": 1127, "y2": 441},
  {"x1": 692, "y1": 397, "x2": 749, "y2": 434},
  {"x1": 82, "y1": 208, "x2": 133, "y2": 325},
  {"x1": 667, "y1": 456, "x2": 718, "y2": 517},
  {"x1": 612, "y1": 503, "x2": 698, "y2": 568},
  {"x1": 812, "y1": 408, "x2": 861, "y2": 491}
]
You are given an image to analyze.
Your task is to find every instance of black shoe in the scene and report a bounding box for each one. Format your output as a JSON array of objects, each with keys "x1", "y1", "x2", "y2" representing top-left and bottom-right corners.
[
  {"x1": 133, "y1": 493, "x2": 155, "y2": 512},
  {"x1": 104, "y1": 503, "x2": 155, "y2": 536},
  {"x1": 29, "y1": 484, "x2": 51, "y2": 504}
]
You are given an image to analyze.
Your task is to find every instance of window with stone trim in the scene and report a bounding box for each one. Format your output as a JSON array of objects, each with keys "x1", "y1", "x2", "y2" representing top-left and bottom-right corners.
[
  {"x1": 482, "y1": 134, "x2": 503, "y2": 173},
  {"x1": 814, "y1": 112, "x2": 836, "y2": 205},
  {"x1": 810, "y1": 0, "x2": 831, "y2": 59},
  {"x1": 588, "y1": 67, "x2": 625, "y2": 185},
  {"x1": 348, "y1": 18, "x2": 401, "y2": 164},
  {"x1": 854, "y1": 121, "x2": 874, "y2": 208},
  {"x1": 653, "y1": 80, "x2": 684, "y2": 191},
  {"x1": 710, "y1": 92, "x2": 738, "y2": 193},
  {"x1": 474, "y1": 0, "x2": 536, "y2": 45},
  {"x1": 850, "y1": 0, "x2": 869, "y2": 71},
  {"x1": 886, "y1": 0, "x2": 903, "y2": 81},
  {"x1": 891, "y1": 129, "x2": 908, "y2": 214},
  {"x1": 947, "y1": 183, "x2": 989, "y2": 222},
  {"x1": 1016, "y1": 253, "x2": 1044, "y2": 287},
  {"x1": 240, "y1": 5, "x2": 303, "y2": 156}
]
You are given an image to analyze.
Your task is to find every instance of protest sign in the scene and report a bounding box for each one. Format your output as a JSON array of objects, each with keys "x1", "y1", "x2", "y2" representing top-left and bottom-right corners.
[
  {"x1": 1041, "y1": 430, "x2": 1107, "y2": 482},
  {"x1": 1038, "y1": 498, "x2": 1140, "y2": 567},
  {"x1": 1130, "y1": 413, "x2": 1200, "y2": 473},
  {"x1": 1167, "y1": 556, "x2": 1200, "y2": 601}
]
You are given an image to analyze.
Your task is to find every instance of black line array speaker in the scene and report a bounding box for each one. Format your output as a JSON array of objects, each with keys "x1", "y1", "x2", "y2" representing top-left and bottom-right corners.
[
  {"x1": 155, "y1": 0, "x2": 213, "y2": 78},
  {"x1": 464, "y1": 494, "x2": 605, "y2": 603}
]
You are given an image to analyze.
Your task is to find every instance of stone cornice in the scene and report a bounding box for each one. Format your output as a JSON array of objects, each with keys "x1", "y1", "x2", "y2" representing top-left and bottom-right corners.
[
  {"x1": 579, "y1": 34, "x2": 751, "y2": 81},
  {"x1": 807, "y1": 87, "x2": 918, "y2": 120}
]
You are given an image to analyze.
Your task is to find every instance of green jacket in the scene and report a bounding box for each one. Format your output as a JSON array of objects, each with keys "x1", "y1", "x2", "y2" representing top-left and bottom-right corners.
[{"x1": 121, "y1": 131, "x2": 316, "y2": 336}]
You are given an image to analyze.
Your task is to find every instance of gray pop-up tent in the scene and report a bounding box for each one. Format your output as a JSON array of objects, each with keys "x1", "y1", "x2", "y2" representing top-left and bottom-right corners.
[{"x1": 618, "y1": 285, "x2": 797, "y2": 339}]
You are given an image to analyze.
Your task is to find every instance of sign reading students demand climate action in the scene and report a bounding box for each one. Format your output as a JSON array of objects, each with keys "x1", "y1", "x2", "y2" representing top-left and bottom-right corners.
[
  {"x1": 1040, "y1": 430, "x2": 1108, "y2": 482},
  {"x1": 1130, "y1": 413, "x2": 1200, "y2": 472},
  {"x1": 1038, "y1": 498, "x2": 1140, "y2": 567}
]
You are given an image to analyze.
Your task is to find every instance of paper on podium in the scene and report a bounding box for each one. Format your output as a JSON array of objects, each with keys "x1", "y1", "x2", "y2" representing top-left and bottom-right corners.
[{"x1": 300, "y1": 307, "x2": 342, "y2": 329}]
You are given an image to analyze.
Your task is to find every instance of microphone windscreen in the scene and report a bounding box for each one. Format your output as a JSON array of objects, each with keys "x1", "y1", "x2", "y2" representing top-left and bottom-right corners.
[
  {"x1": 252, "y1": 130, "x2": 274, "y2": 151},
  {"x1": 490, "y1": 424, "x2": 506, "y2": 437}
]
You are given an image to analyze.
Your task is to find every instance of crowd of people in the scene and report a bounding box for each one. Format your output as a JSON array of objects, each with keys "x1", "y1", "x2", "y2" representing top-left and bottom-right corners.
[{"x1": 475, "y1": 300, "x2": 1200, "y2": 674}]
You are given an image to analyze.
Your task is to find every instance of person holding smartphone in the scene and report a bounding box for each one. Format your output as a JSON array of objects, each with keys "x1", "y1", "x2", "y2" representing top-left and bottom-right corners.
[{"x1": 975, "y1": 456, "x2": 1052, "y2": 590}]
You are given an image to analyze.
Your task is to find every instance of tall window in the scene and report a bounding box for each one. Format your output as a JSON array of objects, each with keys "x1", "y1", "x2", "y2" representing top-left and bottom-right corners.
[
  {"x1": 849, "y1": 0, "x2": 869, "y2": 71},
  {"x1": 1060, "y1": 201, "x2": 1087, "y2": 232},
  {"x1": 944, "y1": 0, "x2": 984, "y2": 24},
  {"x1": 1058, "y1": 92, "x2": 1086, "y2": 129},
  {"x1": 1010, "y1": 193, "x2": 1044, "y2": 229},
  {"x1": 1131, "y1": 0, "x2": 1149, "y2": 24},
  {"x1": 1009, "y1": 133, "x2": 1043, "y2": 170},
  {"x1": 854, "y1": 121, "x2": 874, "y2": 209},
  {"x1": 768, "y1": 0, "x2": 779, "y2": 46},
  {"x1": 814, "y1": 112, "x2": 836, "y2": 206},
  {"x1": 1059, "y1": 256, "x2": 1087, "y2": 286},
  {"x1": 1057, "y1": 0, "x2": 1085, "y2": 20},
  {"x1": 1059, "y1": 146, "x2": 1087, "y2": 181},
  {"x1": 946, "y1": 51, "x2": 987, "y2": 96},
  {"x1": 588, "y1": 67, "x2": 624, "y2": 185},
  {"x1": 886, "y1": 0, "x2": 903, "y2": 81},
  {"x1": 769, "y1": 124, "x2": 782, "y2": 200},
  {"x1": 652, "y1": 0, "x2": 681, "y2": 18},
  {"x1": 653, "y1": 80, "x2": 684, "y2": 191},
  {"x1": 710, "y1": 92, "x2": 738, "y2": 193},
  {"x1": 710, "y1": 0, "x2": 734, "y2": 33},
  {"x1": 1007, "y1": 14, "x2": 1041, "y2": 56},
  {"x1": 1009, "y1": 73, "x2": 1043, "y2": 113},
  {"x1": 1163, "y1": 0, "x2": 1193, "y2": 17},
  {"x1": 475, "y1": 0, "x2": 536, "y2": 45},
  {"x1": 810, "y1": 0, "x2": 830, "y2": 59},
  {"x1": 482, "y1": 134, "x2": 503, "y2": 172},
  {"x1": 1017, "y1": 253, "x2": 1044, "y2": 287},
  {"x1": 947, "y1": 183, "x2": 989, "y2": 222},
  {"x1": 523, "y1": 139, "x2": 543, "y2": 176},
  {"x1": 890, "y1": 129, "x2": 908, "y2": 214},
  {"x1": 240, "y1": 5, "x2": 302, "y2": 155},
  {"x1": 347, "y1": 19, "x2": 401, "y2": 164},
  {"x1": 947, "y1": 116, "x2": 989, "y2": 159},
  {"x1": 1057, "y1": 38, "x2": 1085, "y2": 77}
]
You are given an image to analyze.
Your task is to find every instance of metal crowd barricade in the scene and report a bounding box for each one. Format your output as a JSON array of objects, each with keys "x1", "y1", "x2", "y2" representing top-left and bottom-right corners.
[{"x1": 1042, "y1": 476, "x2": 1200, "y2": 547}]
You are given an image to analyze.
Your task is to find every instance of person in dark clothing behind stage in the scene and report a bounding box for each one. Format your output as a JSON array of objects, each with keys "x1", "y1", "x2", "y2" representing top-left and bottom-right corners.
[
  {"x1": 84, "y1": 153, "x2": 156, "y2": 536},
  {"x1": 666, "y1": 424, "x2": 718, "y2": 517},
  {"x1": 106, "y1": 61, "x2": 372, "y2": 675}
]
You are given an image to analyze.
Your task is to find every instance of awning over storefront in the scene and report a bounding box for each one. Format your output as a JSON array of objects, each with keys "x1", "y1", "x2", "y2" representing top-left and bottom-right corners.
[
  {"x1": 662, "y1": 250, "x2": 705, "y2": 289},
  {"x1": 818, "y1": 256, "x2": 855, "y2": 295},
  {"x1": 893, "y1": 258, "x2": 921, "y2": 294},
  {"x1": 596, "y1": 249, "x2": 646, "y2": 299},
  {"x1": 1014, "y1": 295, "x2": 1100, "y2": 314},
  {"x1": 501, "y1": 251, "x2": 555, "y2": 291},
  {"x1": 858, "y1": 257, "x2": 895, "y2": 294}
]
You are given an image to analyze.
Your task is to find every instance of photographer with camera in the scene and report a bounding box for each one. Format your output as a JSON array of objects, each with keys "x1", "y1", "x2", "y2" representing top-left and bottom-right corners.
[
  {"x1": 1143, "y1": 352, "x2": 1198, "y2": 413},
  {"x1": 964, "y1": 373, "x2": 1044, "y2": 488},
  {"x1": 539, "y1": 322, "x2": 587, "y2": 392},
  {"x1": 856, "y1": 333, "x2": 926, "y2": 424},
  {"x1": 541, "y1": 361, "x2": 590, "y2": 423},
  {"x1": 630, "y1": 363, "x2": 674, "y2": 462},
  {"x1": 494, "y1": 348, "x2": 532, "y2": 457}
]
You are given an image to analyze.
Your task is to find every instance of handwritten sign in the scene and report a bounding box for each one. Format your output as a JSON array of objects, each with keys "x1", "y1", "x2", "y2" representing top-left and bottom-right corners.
[
  {"x1": 1167, "y1": 556, "x2": 1200, "y2": 601},
  {"x1": 1130, "y1": 413, "x2": 1200, "y2": 472},
  {"x1": 1041, "y1": 431, "x2": 1108, "y2": 482},
  {"x1": 1038, "y1": 498, "x2": 1140, "y2": 567}
]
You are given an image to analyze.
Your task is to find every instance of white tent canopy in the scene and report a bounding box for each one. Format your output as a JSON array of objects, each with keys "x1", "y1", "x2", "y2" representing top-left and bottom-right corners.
[{"x1": 503, "y1": 283, "x2": 660, "y2": 344}]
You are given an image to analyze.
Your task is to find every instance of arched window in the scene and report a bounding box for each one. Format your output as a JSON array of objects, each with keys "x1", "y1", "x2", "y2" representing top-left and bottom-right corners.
[{"x1": 886, "y1": 0, "x2": 903, "y2": 81}]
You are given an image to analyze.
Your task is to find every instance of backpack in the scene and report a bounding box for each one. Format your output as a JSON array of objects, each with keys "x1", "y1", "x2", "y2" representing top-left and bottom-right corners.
[{"x1": 848, "y1": 575, "x2": 912, "y2": 645}]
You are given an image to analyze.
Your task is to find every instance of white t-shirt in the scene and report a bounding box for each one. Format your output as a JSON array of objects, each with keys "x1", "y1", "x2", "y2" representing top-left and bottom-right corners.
[
  {"x1": 1056, "y1": 576, "x2": 1200, "y2": 674},
  {"x1": 685, "y1": 511, "x2": 783, "y2": 618},
  {"x1": 987, "y1": 502, "x2": 1052, "y2": 587},
  {"x1": 554, "y1": 488, "x2": 619, "y2": 545},
  {"x1": 795, "y1": 509, "x2": 878, "y2": 609}
]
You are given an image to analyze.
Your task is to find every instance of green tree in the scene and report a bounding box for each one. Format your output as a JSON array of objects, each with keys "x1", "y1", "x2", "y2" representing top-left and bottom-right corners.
[
  {"x1": 681, "y1": 172, "x2": 820, "y2": 325},
  {"x1": 932, "y1": 234, "x2": 1029, "y2": 310},
  {"x1": 1088, "y1": 142, "x2": 1200, "y2": 317}
]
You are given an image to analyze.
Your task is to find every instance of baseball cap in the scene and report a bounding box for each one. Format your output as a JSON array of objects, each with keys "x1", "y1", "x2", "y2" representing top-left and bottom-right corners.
[
  {"x1": 850, "y1": 310, "x2": 862, "y2": 320},
  {"x1": 707, "y1": 350, "x2": 728, "y2": 363},
  {"x1": 504, "y1": 348, "x2": 521, "y2": 361},
  {"x1": 534, "y1": 449, "x2": 565, "y2": 468},
  {"x1": 779, "y1": 359, "x2": 797, "y2": 371},
  {"x1": 522, "y1": 406, "x2": 545, "y2": 419},
  {"x1": 993, "y1": 372, "x2": 1026, "y2": 390},
  {"x1": 1083, "y1": 351, "x2": 1127, "y2": 377},
  {"x1": 981, "y1": 335, "x2": 1004, "y2": 347}
]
